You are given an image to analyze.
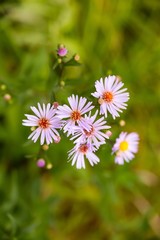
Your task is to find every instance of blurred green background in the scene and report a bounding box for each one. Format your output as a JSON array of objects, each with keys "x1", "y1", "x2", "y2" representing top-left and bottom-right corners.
[{"x1": 0, "y1": 0, "x2": 160, "y2": 239}]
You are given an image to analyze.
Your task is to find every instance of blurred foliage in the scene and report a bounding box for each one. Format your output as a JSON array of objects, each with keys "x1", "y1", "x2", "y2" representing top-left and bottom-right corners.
[{"x1": 0, "y1": 0, "x2": 160, "y2": 239}]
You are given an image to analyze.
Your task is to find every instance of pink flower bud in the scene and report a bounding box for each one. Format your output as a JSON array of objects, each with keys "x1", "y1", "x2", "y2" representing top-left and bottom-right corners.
[
  {"x1": 4, "y1": 93, "x2": 11, "y2": 101},
  {"x1": 54, "y1": 136, "x2": 61, "y2": 143},
  {"x1": 57, "y1": 46, "x2": 68, "y2": 57},
  {"x1": 53, "y1": 102, "x2": 59, "y2": 109},
  {"x1": 37, "y1": 158, "x2": 45, "y2": 168},
  {"x1": 106, "y1": 130, "x2": 112, "y2": 137}
]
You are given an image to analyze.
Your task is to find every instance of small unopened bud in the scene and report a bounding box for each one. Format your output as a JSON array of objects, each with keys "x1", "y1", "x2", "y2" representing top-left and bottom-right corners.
[
  {"x1": 53, "y1": 102, "x2": 59, "y2": 109},
  {"x1": 57, "y1": 45, "x2": 68, "y2": 57},
  {"x1": 74, "y1": 54, "x2": 80, "y2": 61},
  {"x1": 54, "y1": 136, "x2": 61, "y2": 143},
  {"x1": 31, "y1": 126, "x2": 36, "y2": 131},
  {"x1": 37, "y1": 158, "x2": 45, "y2": 168},
  {"x1": 98, "y1": 98, "x2": 104, "y2": 105},
  {"x1": 1, "y1": 84, "x2": 6, "y2": 90},
  {"x1": 116, "y1": 151, "x2": 121, "y2": 157},
  {"x1": 116, "y1": 75, "x2": 122, "y2": 81},
  {"x1": 42, "y1": 144, "x2": 49, "y2": 151},
  {"x1": 60, "y1": 80, "x2": 65, "y2": 87},
  {"x1": 46, "y1": 163, "x2": 53, "y2": 169},
  {"x1": 119, "y1": 120, "x2": 126, "y2": 127},
  {"x1": 57, "y1": 58, "x2": 62, "y2": 64},
  {"x1": 106, "y1": 130, "x2": 112, "y2": 137},
  {"x1": 3, "y1": 93, "x2": 11, "y2": 101}
]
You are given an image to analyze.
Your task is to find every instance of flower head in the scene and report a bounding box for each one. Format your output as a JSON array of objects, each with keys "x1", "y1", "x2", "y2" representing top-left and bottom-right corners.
[
  {"x1": 57, "y1": 45, "x2": 68, "y2": 57},
  {"x1": 70, "y1": 110, "x2": 111, "y2": 148},
  {"x1": 22, "y1": 103, "x2": 62, "y2": 145},
  {"x1": 91, "y1": 75, "x2": 129, "y2": 119},
  {"x1": 56, "y1": 94, "x2": 94, "y2": 136},
  {"x1": 68, "y1": 143, "x2": 99, "y2": 169},
  {"x1": 112, "y1": 132, "x2": 139, "y2": 164}
]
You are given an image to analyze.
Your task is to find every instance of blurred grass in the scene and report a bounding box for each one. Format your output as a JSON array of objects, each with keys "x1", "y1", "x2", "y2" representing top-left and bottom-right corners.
[{"x1": 0, "y1": 0, "x2": 160, "y2": 239}]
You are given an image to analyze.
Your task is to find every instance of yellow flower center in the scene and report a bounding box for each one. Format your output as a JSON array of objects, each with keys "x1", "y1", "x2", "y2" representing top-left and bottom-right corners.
[
  {"x1": 119, "y1": 141, "x2": 128, "y2": 151},
  {"x1": 71, "y1": 111, "x2": 81, "y2": 121}
]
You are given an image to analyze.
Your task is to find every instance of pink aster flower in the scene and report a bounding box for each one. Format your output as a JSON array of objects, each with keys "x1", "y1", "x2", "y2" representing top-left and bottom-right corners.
[
  {"x1": 112, "y1": 132, "x2": 139, "y2": 164},
  {"x1": 70, "y1": 110, "x2": 111, "y2": 148},
  {"x1": 68, "y1": 143, "x2": 100, "y2": 169},
  {"x1": 56, "y1": 94, "x2": 94, "y2": 136},
  {"x1": 91, "y1": 75, "x2": 129, "y2": 119},
  {"x1": 22, "y1": 103, "x2": 62, "y2": 145}
]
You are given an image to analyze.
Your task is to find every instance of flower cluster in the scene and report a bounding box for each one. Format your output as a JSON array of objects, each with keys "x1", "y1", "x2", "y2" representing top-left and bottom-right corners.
[
  {"x1": 56, "y1": 95, "x2": 110, "y2": 169},
  {"x1": 22, "y1": 75, "x2": 139, "y2": 169}
]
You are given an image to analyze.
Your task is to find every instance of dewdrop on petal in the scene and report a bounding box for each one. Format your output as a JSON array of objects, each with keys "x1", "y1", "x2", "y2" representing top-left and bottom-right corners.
[{"x1": 37, "y1": 158, "x2": 45, "y2": 168}]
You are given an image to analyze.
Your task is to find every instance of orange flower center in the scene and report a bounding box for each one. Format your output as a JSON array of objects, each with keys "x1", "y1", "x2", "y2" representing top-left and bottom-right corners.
[
  {"x1": 38, "y1": 118, "x2": 50, "y2": 129},
  {"x1": 119, "y1": 141, "x2": 128, "y2": 151},
  {"x1": 71, "y1": 111, "x2": 81, "y2": 121},
  {"x1": 83, "y1": 126, "x2": 94, "y2": 137},
  {"x1": 102, "y1": 92, "x2": 113, "y2": 102},
  {"x1": 79, "y1": 144, "x2": 88, "y2": 153}
]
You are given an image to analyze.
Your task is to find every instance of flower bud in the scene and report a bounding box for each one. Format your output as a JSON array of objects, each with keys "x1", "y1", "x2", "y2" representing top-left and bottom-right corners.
[
  {"x1": 37, "y1": 158, "x2": 45, "y2": 168},
  {"x1": 3, "y1": 93, "x2": 11, "y2": 101},
  {"x1": 60, "y1": 80, "x2": 65, "y2": 87},
  {"x1": 31, "y1": 126, "x2": 36, "y2": 131},
  {"x1": 42, "y1": 144, "x2": 49, "y2": 151},
  {"x1": 46, "y1": 163, "x2": 53, "y2": 169},
  {"x1": 54, "y1": 136, "x2": 61, "y2": 143},
  {"x1": 106, "y1": 130, "x2": 112, "y2": 137},
  {"x1": 98, "y1": 98, "x2": 104, "y2": 105},
  {"x1": 116, "y1": 75, "x2": 122, "y2": 81},
  {"x1": 119, "y1": 120, "x2": 126, "y2": 127},
  {"x1": 1, "y1": 84, "x2": 6, "y2": 90},
  {"x1": 53, "y1": 102, "x2": 59, "y2": 109},
  {"x1": 57, "y1": 58, "x2": 62, "y2": 64},
  {"x1": 57, "y1": 45, "x2": 68, "y2": 57},
  {"x1": 74, "y1": 54, "x2": 80, "y2": 61}
]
